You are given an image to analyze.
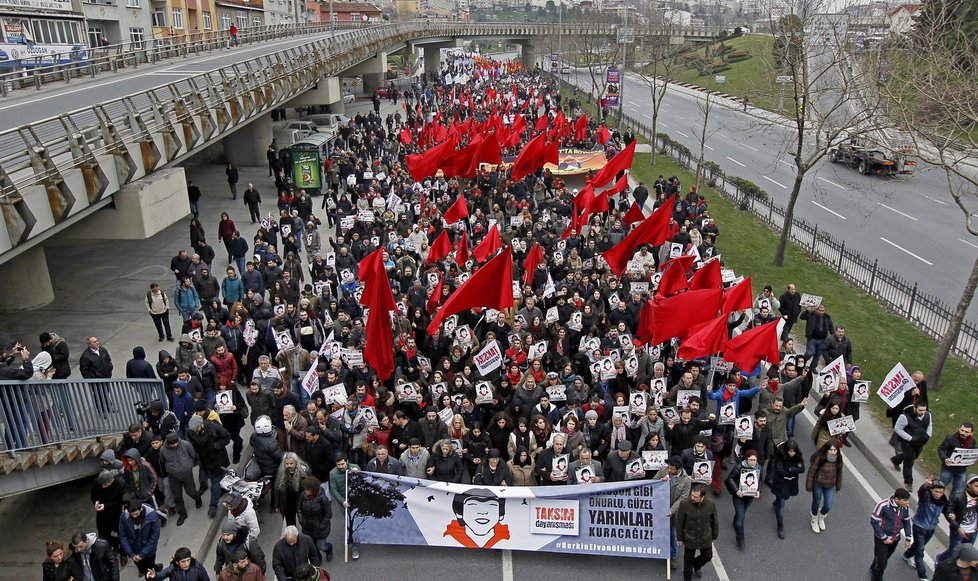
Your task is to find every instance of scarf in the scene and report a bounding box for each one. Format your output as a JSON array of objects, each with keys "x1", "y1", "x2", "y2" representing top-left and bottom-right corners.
[{"x1": 610, "y1": 424, "x2": 626, "y2": 448}]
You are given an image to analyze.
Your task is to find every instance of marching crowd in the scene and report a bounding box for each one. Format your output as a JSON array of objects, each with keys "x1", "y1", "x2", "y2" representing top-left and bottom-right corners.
[{"x1": 0, "y1": 52, "x2": 974, "y2": 581}]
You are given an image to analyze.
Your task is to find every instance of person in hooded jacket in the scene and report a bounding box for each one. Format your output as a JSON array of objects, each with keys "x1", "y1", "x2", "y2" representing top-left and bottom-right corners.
[
  {"x1": 247, "y1": 415, "x2": 283, "y2": 481},
  {"x1": 157, "y1": 350, "x2": 179, "y2": 405},
  {"x1": 214, "y1": 521, "x2": 267, "y2": 576},
  {"x1": 225, "y1": 493, "x2": 261, "y2": 541},
  {"x1": 70, "y1": 531, "x2": 119, "y2": 581},
  {"x1": 90, "y1": 468, "x2": 127, "y2": 558},
  {"x1": 126, "y1": 346, "x2": 157, "y2": 379},
  {"x1": 507, "y1": 446, "x2": 536, "y2": 486},
  {"x1": 39, "y1": 332, "x2": 71, "y2": 379},
  {"x1": 769, "y1": 439, "x2": 805, "y2": 539},
  {"x1": 121, "y1": 448, "x2": 159, "y2": 508},
  {"x1": 298, "y1": 476, "x2": 334, "y2": 562},
  {"x1": 171, "y1": 380, "x2": 195, "y2": 437},
  {"x1": 118, "y1": 500, "x2": 161, "y2": 577},
  {"x1": 145, "y1": 547, "x2": 209, "y2": 580}
]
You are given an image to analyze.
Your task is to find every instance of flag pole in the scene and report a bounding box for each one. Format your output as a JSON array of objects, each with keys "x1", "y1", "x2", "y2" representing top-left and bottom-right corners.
[{"x1": 344, "y1": 468, "x2": 350, "y2": 563}]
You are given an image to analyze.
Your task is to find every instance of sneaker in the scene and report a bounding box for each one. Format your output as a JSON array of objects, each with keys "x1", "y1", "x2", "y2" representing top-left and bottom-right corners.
[
  {"x1": 119, "y1": 554, "x2": 128, "y2": 567},
  {"x1": 351, "y1": 545, "x2": 360, "y2": 560},
  {"x1": 777, "y1": 527, "x2": 785, "y2": 540},
  {"x1": 326, "y1": 549, "x2": 333, "y2": 562},
  {"x1": 902, "y1": 555, "x2": 916, "y2": 569},
  {"x1": 736, "y1": 539, "x2": 745, "y2": 550}
]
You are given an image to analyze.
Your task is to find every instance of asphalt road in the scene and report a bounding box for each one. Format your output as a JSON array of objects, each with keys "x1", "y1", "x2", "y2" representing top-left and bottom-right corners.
[{"x1": 567, "y1": 67, "x2": 978, "y2": 324}]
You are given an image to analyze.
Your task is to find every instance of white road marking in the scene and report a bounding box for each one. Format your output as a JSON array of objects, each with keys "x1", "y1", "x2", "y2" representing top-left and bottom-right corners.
[
  {"x1": 812, "y1": 200, "x2": 847, "y2": 219},
  {"x1": 711, "y1": 550, "x2": 731, "y2": 580},
  {"x1": 880, "y1": 237, "x2": 933, "y2": 265},
  {"x1": 911, "y1": 191, "x2": 948, "y2": 205},
  {"x1": 502, "y1": 549, "x2": 514, "y2": 581},
  {"x1": 704, "y1": 144, "x2": 714, "y2": 151},
  {"x1": 741, "y1": 143, "x2": 759, "y2": 152},
  {"x1": 675, "y1": 115, "x2": 687, "y2": 120},
  {"x1": 726, "y1": 156, "x2": 746, "y2": 167},
  {"x1": 879, "y1": 203, "x2": 919, "y2": 222},
  {"x1": 777, "y1": 158, "x2": 792, "y2": 166},
  {"x1": 817, "y1": 176, "x2": 846, "y2": 190},
  {"x1": 676, "y1": 131, "x2": 690, "y2": 138},
  {"x1": 960, "y1": 238, "x2": 978, "y2": 249},
  {"x1": 642, "y1": 113, "x2": 652, "y2": 119},
  {"x1": 148, "y1": 71, "x2": 214, "y2": 75},
  {"x1": 659, "y1": 122, "x2": 670, "y2": 128},
  {"x1": 716, "y1": 133, "x2": 729, "y2": 139},
  {"x1": 762, "y1": 175, "x2": 788, "y2": 189}
]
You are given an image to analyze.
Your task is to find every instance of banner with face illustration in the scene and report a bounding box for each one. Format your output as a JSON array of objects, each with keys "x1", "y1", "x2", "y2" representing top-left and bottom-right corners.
[{"x1": 346, "y1": 472, "x2": 669, "y2": 559}]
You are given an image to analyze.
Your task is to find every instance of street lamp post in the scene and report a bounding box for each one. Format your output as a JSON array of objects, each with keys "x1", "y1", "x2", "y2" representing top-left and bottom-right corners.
[{"x1": 330, "y1": 0, "x2": 335, "y2": 36}]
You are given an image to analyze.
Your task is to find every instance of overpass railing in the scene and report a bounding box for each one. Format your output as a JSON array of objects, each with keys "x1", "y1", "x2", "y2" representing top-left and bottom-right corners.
[{"x1": 0, "y1": 378, "x2": 166, "y2": 453}]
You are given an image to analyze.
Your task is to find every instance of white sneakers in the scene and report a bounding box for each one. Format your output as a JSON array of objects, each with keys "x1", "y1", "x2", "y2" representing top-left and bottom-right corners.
[
  {"x1": 810, "y1": 514, "x2": 820, "y2": 534},
  {"x1": 818, "y1": 513, "x2": 827, "y2": 531}
]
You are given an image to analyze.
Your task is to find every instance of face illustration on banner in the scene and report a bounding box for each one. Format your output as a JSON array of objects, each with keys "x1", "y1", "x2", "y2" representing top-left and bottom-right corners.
[
  {"x1": 341, "y1": 269, "x2": 354, "y2": 283},
  {"x1": 427, "y1": 272, "x2": 439, "y2": 287},
  {"x1": 478, "y1": 384, "x2": 491, "y2": 397},
  {"x1": 442, "y1": 489, "x2": 510, "y2": 549},
  {"x1": 273, "y1": 304, "x2": 286, "y2": 317}
]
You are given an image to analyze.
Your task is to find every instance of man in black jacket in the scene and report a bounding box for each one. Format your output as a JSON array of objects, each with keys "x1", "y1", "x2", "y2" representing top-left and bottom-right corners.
[
  {"x1": 778, "y1": 283, "x2": 802, "y2": 341},
  {"x1": 187, "y1": 414, "x2": 231, "y2": 517},
  {"x1": 71, "y1": 531, "x2": 120, "y2": 581},
  {"x1": 80, "y1": 336, "x2": 113, "y2": 414},
  {"x1": 273, "y1": 526, "x2": 321, "y2": 580},
  {"x1": 39, "y1": 332, "x2": 71, "y2": 379}
]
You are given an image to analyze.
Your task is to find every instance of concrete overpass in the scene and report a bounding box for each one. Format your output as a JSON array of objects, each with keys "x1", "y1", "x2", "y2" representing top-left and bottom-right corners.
[{"x1": 0, "y1": 21, "x2": 722, "y2": 311}]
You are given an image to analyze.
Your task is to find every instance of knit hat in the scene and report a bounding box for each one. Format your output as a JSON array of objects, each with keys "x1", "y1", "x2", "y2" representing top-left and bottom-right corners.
[
  {"x1": 189, "y1": 415, "x2": 204, "y2": 431},
  {"x1": 585, "y1": 410, "x2": 599, "y2": 421},
  {"x1": 39, "y1": 332, "x2": 52, "y2": 344},
  {"x1": 959, "y1": 543, "x2": 978, "y2": 562},
  {"x1": 221, "y1": 520, "x2": 239, "y2": 535}
]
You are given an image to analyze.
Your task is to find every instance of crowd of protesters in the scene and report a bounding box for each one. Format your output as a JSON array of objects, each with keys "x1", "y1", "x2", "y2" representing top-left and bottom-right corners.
[{"x1": 1, "y1": 51, "x2": 974, "y2": 581}]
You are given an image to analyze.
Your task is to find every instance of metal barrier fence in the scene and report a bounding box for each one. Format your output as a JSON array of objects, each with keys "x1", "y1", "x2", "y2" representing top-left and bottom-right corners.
[
  {"x1": 592, "y1": 99, "x2": 978, "y2": 368},
  {"x1": 0, "y1": 378, "x2": 166, "y2": 453}
]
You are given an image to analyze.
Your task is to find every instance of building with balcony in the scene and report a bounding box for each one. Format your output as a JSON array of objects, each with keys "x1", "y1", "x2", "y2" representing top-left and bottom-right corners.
[
  {"x1": 214, "y1": 0, "x2": 265, "y2": 30},
  {"x1": 315, "y1": 1, "x2": 380, "y2": 22},
  {"x1": 0, "y1": 0, "x2": 89, "y2": 59},
  {"x1": 148, "y1": 0, "x2": 220, "y2": 41},
  {"x1": 81, "y1": 0, "x2": 153, "y2": 47}
]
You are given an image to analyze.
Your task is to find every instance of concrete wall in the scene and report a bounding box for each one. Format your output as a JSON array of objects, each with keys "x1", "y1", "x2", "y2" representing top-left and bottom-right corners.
[
  {"x1": 0, "y1": 246, "x2": 54, "y2": 311},
  {"x1": 223, "y1": 115, "x2": 273, "y2": 167},
  {"x1": 287, "y1": 77, "x2": 342, "y2": 108},
  {"x1": 65, "y1": 167, "x2": 189, "y2": 240}
]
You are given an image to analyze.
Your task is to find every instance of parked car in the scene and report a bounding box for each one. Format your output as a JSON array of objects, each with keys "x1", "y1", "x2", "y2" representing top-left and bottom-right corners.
[
  {"x1": 342, "y1": 91, "x2": 355, "y2": 104},
  {"x1": 373, "y1": 87, "x2": 390, "y2": 98}
]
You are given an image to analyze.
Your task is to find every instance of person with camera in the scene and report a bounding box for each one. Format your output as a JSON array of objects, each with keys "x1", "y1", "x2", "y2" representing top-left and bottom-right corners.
[{"x1": 187, "y1": 414, "x2": 232, "y2": 517}]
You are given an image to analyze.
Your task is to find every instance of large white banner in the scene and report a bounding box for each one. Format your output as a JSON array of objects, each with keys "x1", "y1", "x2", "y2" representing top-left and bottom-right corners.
[{"x1": 473, "y1": 341, "x2": 503, "y2": 376}]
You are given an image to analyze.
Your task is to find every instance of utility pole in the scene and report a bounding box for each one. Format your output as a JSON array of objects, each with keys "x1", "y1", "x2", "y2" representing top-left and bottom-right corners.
[
  {"x1": 329, "y1": 0, "x2": 335, "y2": 36},
  {"x1": 618, "y1": 8, "x2": 627, "y2": 125}
]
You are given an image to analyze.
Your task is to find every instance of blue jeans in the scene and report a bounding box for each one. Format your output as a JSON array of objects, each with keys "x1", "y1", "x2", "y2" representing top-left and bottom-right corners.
[
  {"x1": 773, "y1": 496, "x2": 787, "y2": 526},
  {"x1": 938, "y1": 530, "x2": 977, "y2": 563},
  {"x1": 940, "y1": 468, "x2": 967, "y2": 497},
  {"x1": 670, "y1": 526, "x2": 678, "y2": 559},
  {"x1": 804, "y1": 337, "x2": 824, "y2": 363},
  {"x1": 811, "y1": 485, "x2": 835, "y2": 515},
  {"x1": 314, "y1": 537, "x2": 333, "y2": 557},
  {"x1": 189, "y1": 200, "x2": 199, "y2": 218},
  {"x1": 903, "y1": 524, "x2": 934, "y2": 578},
  {"x1": 206, "y1": 472, "x2": 224, "y2": 509},
  {"x1": 732, "y1": 496, "x2": 753, "y2": 544},
  {"x1": 786, "y1": 416, "x2": 796, "y2": 439}
]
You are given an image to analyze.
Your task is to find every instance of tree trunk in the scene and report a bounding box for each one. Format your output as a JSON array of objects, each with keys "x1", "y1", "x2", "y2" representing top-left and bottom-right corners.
[
  {"x1": 650, "y1": 112, "x2": 658, "y2": 166},
  {"x1": 773, "y1": 172, "x2": 806, "y2": 266},
  {"x1": 927, "y1": 251, "x2": 978, "y2": 389}
]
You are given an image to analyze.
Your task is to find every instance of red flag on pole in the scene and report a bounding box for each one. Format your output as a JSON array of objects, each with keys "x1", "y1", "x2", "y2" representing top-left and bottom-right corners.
[
  {"x1": 426, "y1": 273, "x2": 445, "y2": 315},
  {"x1": 721, "y1": 276, "x2": 753, "y2": 315},
  {"x1": 574, "y1": 114, "x2": 589, "y2": 141},
  {"x1": 427, "y1": 247, "x2": 515, "y2": 335},
  {"x1": 646, "y1": 288, "x2": 723, "y2": 346},
  {"x1": 622, "y1": 202, "x2": 645, "y2": 226},
  {"x1": 509, "y1": 133, "x2": 548, "y2": 182},
  {"x1": 723, "y1": 319, "x2": 781, "y2": 371},
  {"x1": 601, "y1": 194, "x2": 675, "y2": 277},
  {"x1": 596, "y1": 125, "x2": 612, "y2": 145},
  {"x1": 689, "y1": 259, "x2": 723, "y2": 290},
  {"x1": 357, "y1": 249, "x2": 396, "y2": 380},
  {"x1": 676, "y1": 315, "x2": 729, "y2": 360},
  {"x1": 443, "y1": 195, "x2": 469, "y2": 224},
  {"x1": 522, "y1": 242, "x2": 545, "y2": 286},
  {"x1": 425, "y1": 230, "x2": 453, "y2": 266},
  {"x1": 655, "y1": 261, "x2": 690, "y2": 298},
  {"x1": 455, "y1": 231, "x2": 470, "y2": 265},
  {"x1": 472, "y1": 225, "x2": 502, "y2": 262},
  {"x1": 590, "y1": 140, "x2": 637, "y2": 188}
]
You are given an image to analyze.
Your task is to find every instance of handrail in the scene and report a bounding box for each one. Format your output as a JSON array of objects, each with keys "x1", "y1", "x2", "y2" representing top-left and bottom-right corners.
[{"x1": 0, "y1": 378, "x2": 166, "y2": 453}]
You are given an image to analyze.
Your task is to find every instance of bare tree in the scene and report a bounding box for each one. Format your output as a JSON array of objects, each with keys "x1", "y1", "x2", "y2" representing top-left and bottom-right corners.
[
  {"x1": 636, "y1": 28, "x2": 684, "y2": 165},
  {"x1": 879, "y1": 2, "x2": 978, "y2": 387},
  {"x1": 747, "y1": 3, "x2": 890, "y2": 266},
  {"x1": 694, "y1": 92, "x2": 716, "y2": 192},
  {"x1": 567, "y1": 14, "x2": 618, "y2": 109}
]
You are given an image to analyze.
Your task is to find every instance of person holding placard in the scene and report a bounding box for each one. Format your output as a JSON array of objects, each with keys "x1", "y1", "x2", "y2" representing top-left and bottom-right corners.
[
  {"x1": 806, "y1": 442, "x2": 844, "y2": 534},
  {"x1": 799, "y1": 304, "x2": 834, "y2": 364},
  {"x1": 768, "y1": 440, "x2": 805, "y2": 539},
  {"x1": 654, "y1": 456, "x2": 691, "y2": 565},
  {"x1": 568, "y1": 448, "x2": 603, "y2": 485},
  {"x1": 725, "y1": 449, "x2": 761, "y2": 550},
  {"x1": 810, "y1": 397, "x2": 845, "y2": 450},
  {"x1": 603, "y1": 440, "x2": 639, "y2": 483},
  {"x1": 535, "y1": 434, "x2": 570, "y2": 485},
  {"x1": 937, "y1": 422, "x2": 976, "y2": 496}
]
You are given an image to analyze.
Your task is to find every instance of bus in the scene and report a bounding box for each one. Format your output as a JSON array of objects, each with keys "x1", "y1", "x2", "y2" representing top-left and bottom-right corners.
[{"x1": 0, "y1": 17, "x2": 88, "y2": 70}]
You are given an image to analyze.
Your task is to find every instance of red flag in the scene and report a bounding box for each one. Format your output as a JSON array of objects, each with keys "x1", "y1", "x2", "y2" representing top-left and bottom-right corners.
[
  {"x1": 534, "y1": 114, "x2": 549, "y2": 133},
  {"x1": 426, "y1": 273, "x2": 445, "y2": 314},
  {"x1": 405, "y1": 133, "x2": 458, "y2": 181},
  {"x1": 601, "y1": 194, "x2": 675, "y2": 277},
  {"x1": 542, "y1": 138, "x2": 559, "y2": 166},
  {"x1": 689, "y1": 259, "x2": 722, "y2": 290},
  {"x1": 647, "y1": 288, "x2": 723, "y2": 346},
  {"x1": 510, "y1": 114, "x2": 527, "y2": 135},
  {"x1": 723, "y1": 319, "x2": 781, "y2": 371},
  {"x1": 425, "y1": 230, "x2": 453, "y2": 266},
  {"x1": 443, "y1": 195, "x2": 469, "y2": 224},
  {"x1": 572, "y1": 184, "x2": 596, "y2": 215},
  {"x1": 477, "y1": 132, "x2": 503, "y2": 165},
  {"x1": 455, "y1": 231, "x2": 470, "y2": 265},
  {"x1": 510, "y1": 133, "x2": 547, "y2": 182},
  {"x1": 676, "y1": 315, "x2": 729, "y2": 360},
  {"x1": 472, "y1": 224, "x2": 502, "y2": 262},
  {"x1": 357, "y1": 248, "x2": 397, "y2": 312},
  {"x1": 364, "y1": 294, "x2": 395, "y2": 381},
  {"x1": 399, "y1": 127, "x2": 412, "y2": 145},
  {"x1": 596, "y1": 125, "x2": 612, "y2": 145},
  {"x1": 659, "y1": 254, "x2": 696, "y2": 275},
  {"x1": 522, "y1": 242, "x2": 544, "y2": 285},
  {"x1": 601, "y1": 172, "x2": 630, "y2": 200},
  {"x1": 655, "y1": 261, "x2": 689, "y2": 298},
  {"x1": 584, "y1": 190, "x2": 609, "y2": 215},
  {"x1": 427, "y1": 247, "x2": 514, "y2": 335},
  {"x1": 574, "y1": 114, "x2": 589, "y2": 141},
  {"x1": 622, "y1": 202, "x2": 645, "y2": 226},
  {"x1": 590, "y1": 140, "x2": 637, "y2": 188},
  {"x1": 721, "y1": 276, "x2": 753, "y2": 315}
]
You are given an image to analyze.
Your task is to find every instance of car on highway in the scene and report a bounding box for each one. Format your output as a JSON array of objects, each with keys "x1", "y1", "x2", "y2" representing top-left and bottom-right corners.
[
  {"x1": 342, "y1": 91, "x2": 355, "y2": 104},
  {"x1": 561, "y1": 65, "x2": 571, "y2": 74},
  {"x1": 829, "y1": 142, "x2": 916, "y2": 176},
  {"x1": 373, "y1": 87, "x2": 391, "y2": 99}
]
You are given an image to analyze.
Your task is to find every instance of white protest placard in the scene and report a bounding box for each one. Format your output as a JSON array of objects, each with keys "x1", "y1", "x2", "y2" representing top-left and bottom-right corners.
[
  {"x1": 322, "y1": 384, "x2": 346, "y2": 405},
  {"x1": 817, "y1": 371, "x2": 840, "y2": 394},
  {"x1": 188, "y1": 328, "x2": 202, "y2": 343},
  {"x1": 822, "y1": 354, "x2": 846, "y2": 378},
  {"x1": 877, "y1": 362, "x2": 915, "y2": 408},
  {"x1": 443, "y1": 315, "x2": 458, "y2": 336},
  {"x1": 325, "y1": 252, "x2": 336, "y2": 268},
  {"x1": 852, "y1": 381, "x2": 871, "y2": 403},
  {"x1": 612, "y1": 406, "x2": 630, "y2": 423},
  {"x1": 275, "y1": 331, "x2": 294, "y2": 350},
  {"x1": 429, "y1": 382, "x2": 448, "y2": 401},
  {"x1": 215, "y1": 390, "x2": 234, "y2": 414},
  {"x1": 677, "y1": 390, "x2": 699, "y2": 409},
  {"x1": 418, "y1": 356, "x2": 431, "y2": 373},
  {"x1": 624, "y1": 355, "x2": 639, "y2": 378},
  {"x1": 719, "y1": 402, "x2": 737, "y2": 425},
  {"x1": 669, "y1": 243, "x2": 683, "y2": 259},
  {"x1": 642, "y1": 450, "x2": 669, "y2": 471},
  {"x1": 455, "y1": 325, "x2": 473, "y2": 348},
  {"x1": 599, "y1": 357, "x2": 618, "y2": 380},
  {"x1": 710, "y1": 356, "x2": 734, "y2": 373},
  {"x1": 551, "y1": 454, "x2": 570, "y2": 481},
  {"x1": 339, "y1": 215, "x2": 355, "y2": 232},
  {"x1": 362, "y1": 406, "x2": 379, "y2": 428},
  {"x1": 800, "y1": 293, "x2": 823, "y2": 308},
  {"x1": 546, "y1": 306, "x2": 559, "y2": 324},
  {"x1": 358, "y1": 209, "x2": 375, "y2": 222},
  {"x1": 735, "y1": 415, "x2": 754, "y2": 439},
  {"x1": 300, "y1": 354, "x2": 320, "y2": 397},
  {"x1": 547, "y1": 384, "x2": 567, "y2": 402},
  {"x1": 827, "y1": 415, "x2": 856, "y2": 436},
  {"x1": 625, "y1": 458, "x2": 645, "y2": 480},
  {"x1": 437, "y1": 406, "x2": 454, "y2": 425},
  {"x1": 568, "y1": 312, "x2": 583, "y2": 331},
  {"x1": 473, "y1": 341, "x2": 503, "y2": 376},
  {"x1": 692, "y1": 461, "x2": 713, "y2": 484},
  {"x1": 661, "y1": 407, "x2": 679, "y2": 424},
  {"x1": 575, "y1": 466, "x2": 597, "y2": 484},
  {"x1": 948, "y1": 449, "x2": 978, "y2": 467},
  {"x1": 339, "y1": 348, "x2": 363, "y2": 367},
  {"x1": 474, "y1": 381, "x2": 494, "y2": 405},
  {"x1": 608, "y1": 293, "x2": 621, "y2": 309},
  {"x1": 589, "y1": 361, "x2": 602, "y2": 381},
  {"x1": 629, "y1": 391, "x2": 647, "y2": 416},
  {"x1": 512, "y1": 281, "x2": 522, "y2": 300},
  {"x1": 396, "y1": 382, "x2": 418, "y2": 402},
  {"x1": 281, "y1": 224, "x2": 292, "y2": 237},
  {"x1": 631, "y1": 282, "x2": 650, "y2": 295},
  {"x1": 739, "y1": 470, "x2": 760, "y2": 495},
  {"x1": 484, "y1": 308, "x2": 499, "y2": 323},
  {"x1": 528, "y1": 341, "x2": 548, "y2": 361},
  {"x1": 650, "y1": 377, "x2": 668, "y2": 396}
]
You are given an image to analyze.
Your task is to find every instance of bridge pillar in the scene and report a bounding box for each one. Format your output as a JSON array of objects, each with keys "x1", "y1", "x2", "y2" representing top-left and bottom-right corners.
[
  {"x1": 287, "y1": 77, "x2": 343, "y2": 109},
  {"x1": 423, "y1": 46, "x2": 441, "y2": 75},
  {"x1": 224, "y1": 114, "x2": 273, "y2": 168},
  {"x1": 0, "y1": 246, "x2": 54, "y2": 311},
  {"x1": 64, "y1": 168, "x2": 189, "y2": 241},
  {"x1": 362, "y1": 73, "x2": 385, "y2": 95}
]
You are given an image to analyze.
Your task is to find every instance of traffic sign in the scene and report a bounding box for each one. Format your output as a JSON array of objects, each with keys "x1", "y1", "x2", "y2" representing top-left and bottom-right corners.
[
  {"x1": 776, "y1": 75, "x2": 794, "y2": 84},
  {"x1": 715, "y1": 75, "x2": 726, "y2": 83}
]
